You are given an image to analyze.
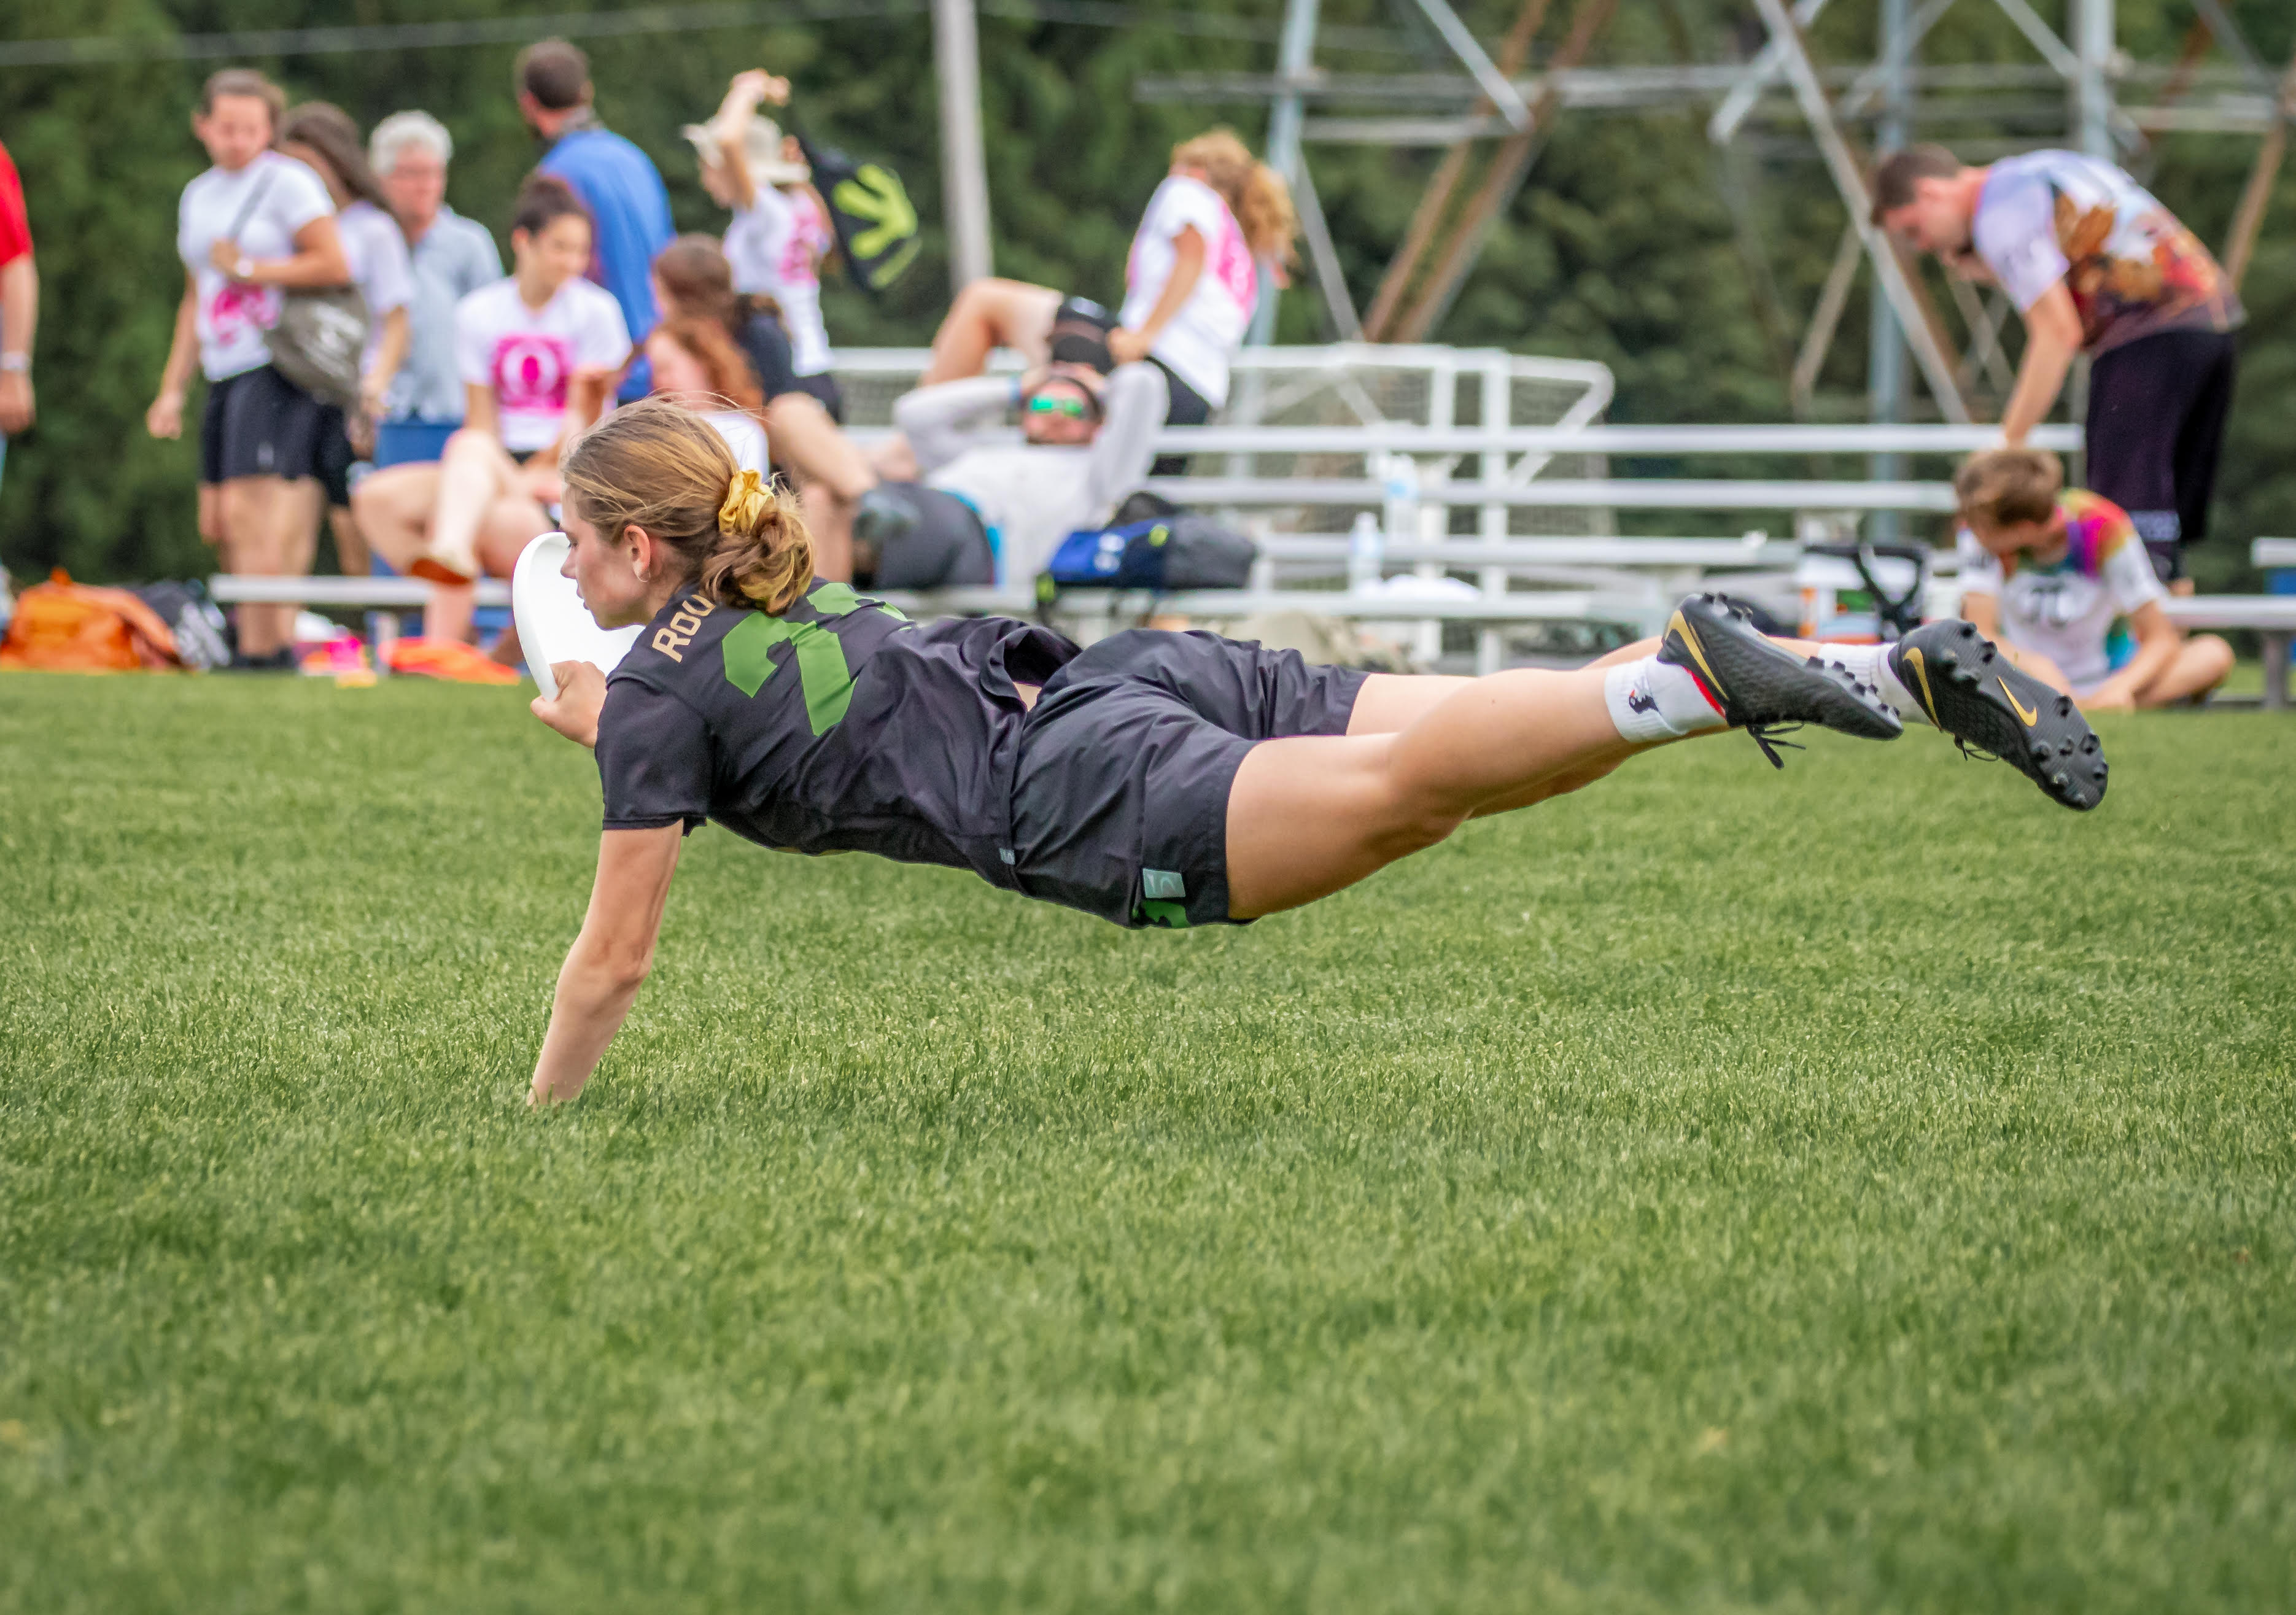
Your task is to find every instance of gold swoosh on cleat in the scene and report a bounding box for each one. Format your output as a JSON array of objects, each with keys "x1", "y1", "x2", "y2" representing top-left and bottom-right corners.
[
  {"x1": 1998, "y1": 676, "x2": 2039, "y2": 726},
  {"x1": 1902, "y1": 646, "x2": 1939, "y2": 723},
  {"x1": 1668, "y1": 610, "x2": 1723, "y2": 691}
]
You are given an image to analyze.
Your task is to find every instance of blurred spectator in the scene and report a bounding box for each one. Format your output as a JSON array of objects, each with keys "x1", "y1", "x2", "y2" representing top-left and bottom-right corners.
[
  {"x1": 145, "y1": 68, "x2": 349, "y2": 666},
  {"x1": 354, "y1": 175, "x2": 627, "y2": 671},
  {"x1": 370, "y1": 111, "x2": 503, "y2": 470},
  {"x1": 857, "y1": 362, "x2": 1165, "y2": 586},
  {"x1": 685, "y1": 69, "x2": 842, "y2": 420},
  {"x1": 278, "y1": 102, "x2": 412, "y2": 578},
  {"x1": 652, "y1": 234, "x2": 867, "y2": 581},
  {"x1": 518, "y1": 37, "x2": 671, "y2": 403},
  {"x1": 0, "y1": 135, "x2": 36, "y2": 490},
  {"x1": 1877, "y1": 145, "x2": 2240, "y2": 592},
  {"x1": 917, "y1": 128, "x2": 1293, "y2": 458},
  {"x1": 1954, "y1": 447, "x2": 2231, "y2": 711},
  {"x1": 645, "y1": 316, "x2": 768, "y2": 475}
]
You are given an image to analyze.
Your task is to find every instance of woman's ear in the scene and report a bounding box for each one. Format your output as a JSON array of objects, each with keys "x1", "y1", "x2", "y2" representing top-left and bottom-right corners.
[{"x1": 622, "y1": 522, "x2": 654, "y2": 581}]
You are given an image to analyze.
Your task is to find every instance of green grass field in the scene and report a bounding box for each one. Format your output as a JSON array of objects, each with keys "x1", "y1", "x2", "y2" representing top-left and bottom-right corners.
[{"x1": 4, "y1": 672, "x2": 2292, "y2": 1613}]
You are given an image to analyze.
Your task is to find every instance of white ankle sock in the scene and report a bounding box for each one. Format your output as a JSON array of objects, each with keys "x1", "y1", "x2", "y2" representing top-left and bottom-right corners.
[
  {"x1": 1603, "y1": 657, "x2": 1729, "y2": 743},
  {"x1": 1827, "y1": 643, "x2": 1933, "y2": 726}
]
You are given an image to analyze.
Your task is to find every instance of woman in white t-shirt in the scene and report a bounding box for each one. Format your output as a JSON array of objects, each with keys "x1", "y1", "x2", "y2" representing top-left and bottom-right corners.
[
  {"x1": 354, "y1": 176, "x2": 629, "y2": 671},
  {"x1": 145, "y1": 68, "x2": 351, "y2": 665},
  {"x1": 685, "y1": 70, "x2": 844, "y2": 420},
  {"x1": 278, "y1": 101, "x2": 413, "y2": 578},
  {"x1": 916, "y1": 129, "x2": 1295, "y2": 433}
]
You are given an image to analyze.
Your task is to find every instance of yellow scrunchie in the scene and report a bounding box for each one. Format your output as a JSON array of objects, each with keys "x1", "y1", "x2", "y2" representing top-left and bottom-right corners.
[{"x1": 719, "y1": 468, "x2": 773, "y2": 538}]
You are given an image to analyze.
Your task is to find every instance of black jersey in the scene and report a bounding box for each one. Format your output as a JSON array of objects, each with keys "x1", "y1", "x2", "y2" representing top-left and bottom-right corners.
[{"x1": 594, "y1": 580, "x2": 1078, "y2": 883}]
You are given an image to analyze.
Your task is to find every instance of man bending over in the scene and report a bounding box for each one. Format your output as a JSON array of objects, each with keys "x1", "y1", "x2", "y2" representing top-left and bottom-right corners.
[{"x1": 1875, "y1": 144, "x2": 2242, "y2": 590}]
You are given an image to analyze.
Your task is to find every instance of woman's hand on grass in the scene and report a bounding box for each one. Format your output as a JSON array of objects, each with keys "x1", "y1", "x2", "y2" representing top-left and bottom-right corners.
[{"x1": 533, "y1": 661, "x2": 608, "y2": 748}]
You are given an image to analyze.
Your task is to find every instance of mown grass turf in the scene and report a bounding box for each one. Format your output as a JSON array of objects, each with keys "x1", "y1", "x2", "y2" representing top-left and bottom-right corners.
[{"x1": 2, "y1": 671, "x2": 2292, "y2": 1613}]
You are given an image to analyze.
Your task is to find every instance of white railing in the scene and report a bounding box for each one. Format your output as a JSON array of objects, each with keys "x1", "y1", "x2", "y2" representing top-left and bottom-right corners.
[
  {"x1": 209, "y1": 347, "x2": 2161, "y2": 676},
  {"x1": 829, "y1": 344, "x2": 2096, "y2": 671}
]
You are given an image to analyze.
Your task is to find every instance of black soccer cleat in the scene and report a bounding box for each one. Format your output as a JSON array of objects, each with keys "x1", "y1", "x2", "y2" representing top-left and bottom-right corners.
[
  {"x1": 1659, "y1": 594, "x2": 1903, "y2": 769},
  {"x1": 1889, "y1": 619, "x2": 2108, "y2": 811}
]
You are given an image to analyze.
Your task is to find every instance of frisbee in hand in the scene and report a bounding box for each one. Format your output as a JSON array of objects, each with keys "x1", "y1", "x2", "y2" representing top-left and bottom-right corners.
[{"x1": 512, "y1": 532, "x2": 642, "y2": 702}]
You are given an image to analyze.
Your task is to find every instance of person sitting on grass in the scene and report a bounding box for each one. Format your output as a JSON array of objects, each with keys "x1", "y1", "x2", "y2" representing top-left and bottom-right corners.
[
  {"x1": 516, "y1": 400, "x2": 2109, "y2": 1105},
  {"x1": 1953, "y1": 447, "x2": 2232, "y2": 713},
  {"x1": 353, "y1": 175, "x2": 628, "y2": 678}
]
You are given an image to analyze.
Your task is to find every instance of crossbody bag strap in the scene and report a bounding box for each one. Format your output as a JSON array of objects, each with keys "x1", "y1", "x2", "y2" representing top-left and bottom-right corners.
[{"x1": 225, "y1": 160, "x2": 277, "y2": 243}]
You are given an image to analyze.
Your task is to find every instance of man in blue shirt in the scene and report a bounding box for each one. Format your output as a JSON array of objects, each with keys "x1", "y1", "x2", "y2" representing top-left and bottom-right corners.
[{"x1": 516, "y1": 39, "x2": 671, "y2": 401}]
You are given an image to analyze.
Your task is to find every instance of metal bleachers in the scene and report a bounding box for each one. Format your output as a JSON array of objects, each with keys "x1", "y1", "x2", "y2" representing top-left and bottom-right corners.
[{"x1": 222, "y1": 344, "x2": 2296, "y2": 692}]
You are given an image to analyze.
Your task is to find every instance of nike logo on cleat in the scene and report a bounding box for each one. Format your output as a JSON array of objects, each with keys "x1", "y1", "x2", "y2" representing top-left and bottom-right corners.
[{"x1": 1999, "y1": 677, "x2": 2039, "y2": 726}]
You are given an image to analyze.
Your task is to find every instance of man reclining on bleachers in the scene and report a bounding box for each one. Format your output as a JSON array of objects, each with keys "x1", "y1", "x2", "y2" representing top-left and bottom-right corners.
[
  {"x1": 1953, "y1": 447, "x2": 2231, "y2": 712},
  {"x1": 853, "y1": 357, "x2": 1166, "y2": 590}
]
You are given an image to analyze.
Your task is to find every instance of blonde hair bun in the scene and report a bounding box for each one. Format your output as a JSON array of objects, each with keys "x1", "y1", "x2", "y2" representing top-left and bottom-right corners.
[{"x1": 559, "y1": 398, "x2": 815, "y2": 616}]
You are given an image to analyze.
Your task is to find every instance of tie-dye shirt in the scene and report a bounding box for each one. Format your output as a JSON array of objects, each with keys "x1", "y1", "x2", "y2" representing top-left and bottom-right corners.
[
  {"x1": 1972, "y1": 150, "x2": 2241, "y2": 355},
  {"x1": 1956, "y1": 489, "x2": 2166, "y2": 693}
]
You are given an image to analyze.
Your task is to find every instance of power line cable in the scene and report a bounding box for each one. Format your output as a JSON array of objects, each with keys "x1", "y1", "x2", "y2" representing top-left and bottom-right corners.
[{"x1": 0, "y1": 0, "x2": 1408, "y2": 70}]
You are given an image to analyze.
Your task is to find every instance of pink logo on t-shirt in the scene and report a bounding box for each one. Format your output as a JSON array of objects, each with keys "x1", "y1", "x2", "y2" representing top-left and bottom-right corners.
[
  {"x1": 1211, "y1": 215, "x2": 1256, "y2": 309},
  {"x1": 780, "y1": 193, "x2": 827, "y2": 289},
  {"x1": 208, "y1": 281, "x2": 279, "y2": 343},
  {"x1": 492, "y1": 333, "x2": 573, "y2": 415}
]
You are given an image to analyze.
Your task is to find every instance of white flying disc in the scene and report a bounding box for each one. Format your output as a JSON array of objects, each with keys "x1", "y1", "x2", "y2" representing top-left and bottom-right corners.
[{"x1": 512, "y1": 532, "x2": 642, "y2": 702}]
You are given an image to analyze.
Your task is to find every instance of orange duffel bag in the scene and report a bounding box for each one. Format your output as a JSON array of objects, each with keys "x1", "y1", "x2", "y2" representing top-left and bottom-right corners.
[{"x1": 0, "y1": 570, "x2": 184, "y2": 673}]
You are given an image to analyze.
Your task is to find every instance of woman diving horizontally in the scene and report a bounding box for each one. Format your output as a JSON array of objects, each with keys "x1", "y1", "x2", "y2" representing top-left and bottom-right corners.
[{"x1": 523, "y1": 399, "x2": 2107, "y2": 1105}]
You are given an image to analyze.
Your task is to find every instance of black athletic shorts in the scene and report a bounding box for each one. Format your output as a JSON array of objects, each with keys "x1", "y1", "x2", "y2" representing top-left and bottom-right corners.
[
  {"x1": 1148, "y1": 357, "x2": 1212, "y2": 479},
  {"x1": 313, "y1": 403, "x2": 359, "y2": 509},
  {"x1": 200, "y1": 364, "x2": 324, "y2": 485},
  {"x1": 2085, "y1": 328, "x2": 2237, "y2": 585},
  {"x1": 789, "y1": 370, "x2": 845, "y2": 424},
  {"x1": 1009, "y1": 628, "x2": 1369, "y2": 929}
]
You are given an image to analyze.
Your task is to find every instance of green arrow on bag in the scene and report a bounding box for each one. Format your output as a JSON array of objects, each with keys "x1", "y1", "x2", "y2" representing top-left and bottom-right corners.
[{"x1": 833, "y1": 164, "x2": 916, "y2": 260}]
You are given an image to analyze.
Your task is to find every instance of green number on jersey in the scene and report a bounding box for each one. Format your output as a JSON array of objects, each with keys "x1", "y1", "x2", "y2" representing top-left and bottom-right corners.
[{"x1": 719, "y1": 587, "x2": 907, "y2": 734}]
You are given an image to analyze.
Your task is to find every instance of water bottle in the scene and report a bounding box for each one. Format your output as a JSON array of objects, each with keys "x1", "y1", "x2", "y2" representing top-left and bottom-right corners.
[{"x1": 1348, "y1": 513, "x2": 1384, "y2": 593}]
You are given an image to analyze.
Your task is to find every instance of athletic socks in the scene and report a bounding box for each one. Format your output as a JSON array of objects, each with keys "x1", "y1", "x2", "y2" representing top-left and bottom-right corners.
[
  {"x1": 1603, "y1": 657, "x2": 1729, "y2": 743},
  {"x1": 1826, "y1": 643, "x2": 1935, "y2": 726}
]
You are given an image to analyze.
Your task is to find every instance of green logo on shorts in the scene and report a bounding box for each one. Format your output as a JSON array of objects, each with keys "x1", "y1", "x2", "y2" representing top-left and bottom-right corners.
[{"x1": 1136, "y1": 869, "x2": 1189, "y2": 928}]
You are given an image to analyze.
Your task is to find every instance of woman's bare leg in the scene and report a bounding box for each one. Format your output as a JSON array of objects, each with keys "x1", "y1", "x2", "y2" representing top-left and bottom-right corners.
[
  {"x1": 473, "y1": 496, "x2": 553, "y2": 661},
  {"x1": 219, "y1": 474, "x2": 319, "y2": 657},
  {"x1": 1227, "y1": 665, "x2": 1648, "y2": 917},
  {"x1": 2131, "y1": 633, "x2": 2233, "y2": 707},
  {"x1": 422, "y1": 430, "x2": 524, "y2": 578},
  {"x1": 350, "y1": 463, "x2": 440, "y2": 573},
  {"x1": 918, "y1": 279, "x2": 1061, "y2": 386},
  {"x1": 766, "y1": 394, "x2": 871, "y2": 583},
  {"x1": 327, "y1": 503, "x2": 371, "y2": 578}
]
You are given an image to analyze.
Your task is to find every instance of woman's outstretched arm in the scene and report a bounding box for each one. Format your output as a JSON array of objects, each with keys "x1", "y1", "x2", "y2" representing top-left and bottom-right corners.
[{"x1": 532, "y1": 824, "x2": 685, "y2": 1105}]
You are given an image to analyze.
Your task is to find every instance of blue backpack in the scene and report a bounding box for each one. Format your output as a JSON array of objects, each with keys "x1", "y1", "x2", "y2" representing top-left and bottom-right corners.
[{"x1": 1041, "y1": 516, "x2": 1256, "y2": 591}]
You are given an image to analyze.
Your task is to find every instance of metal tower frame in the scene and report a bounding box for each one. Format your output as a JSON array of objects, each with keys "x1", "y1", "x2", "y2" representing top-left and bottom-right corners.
[{"x1": 1141, "y1": 0, "x2": 2295, "y2": 431}]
